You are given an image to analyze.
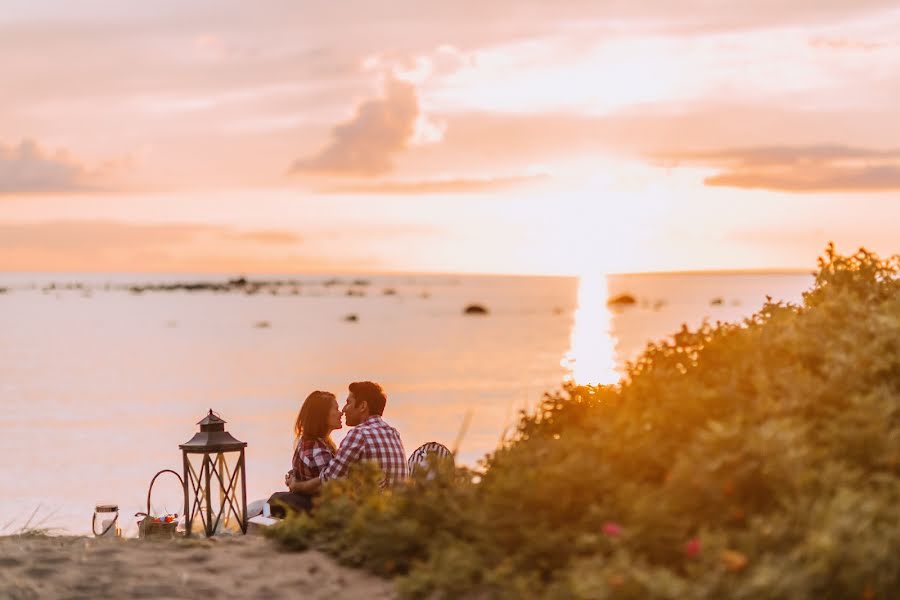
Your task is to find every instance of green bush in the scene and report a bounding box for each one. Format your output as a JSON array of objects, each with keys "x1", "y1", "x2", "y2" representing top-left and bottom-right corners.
[{"x1": 268, "y1": 245, "x2": 900, "y2": 599}]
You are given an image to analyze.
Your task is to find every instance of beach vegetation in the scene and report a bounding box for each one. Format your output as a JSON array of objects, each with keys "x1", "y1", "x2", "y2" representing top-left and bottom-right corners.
[{"x1": 268, "y1": 245, "x2": 900, "y2": 599}]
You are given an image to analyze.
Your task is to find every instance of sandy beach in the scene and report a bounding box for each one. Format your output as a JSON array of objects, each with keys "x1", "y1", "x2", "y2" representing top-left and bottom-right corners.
[{"x1": 0, "y1": 534, "x2": 395, "y2": 600}]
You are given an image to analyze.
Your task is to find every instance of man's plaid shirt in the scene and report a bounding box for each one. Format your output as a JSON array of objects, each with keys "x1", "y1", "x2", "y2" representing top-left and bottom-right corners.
[
  {"x1": 292, "y1": 437, "x2": 335, "y2": 481},
  {"x1": 320, "y1": 415, "x2": 407, "y2": 487}
]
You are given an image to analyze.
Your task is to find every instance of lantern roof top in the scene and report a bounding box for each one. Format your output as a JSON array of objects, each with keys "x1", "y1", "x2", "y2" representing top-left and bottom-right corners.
[
  {"x1": 197, "y1": 409, "x2": 225, "y2": 426},
  {"x1": 180, "y1": 409, "x2": 246, "y2": 453}
]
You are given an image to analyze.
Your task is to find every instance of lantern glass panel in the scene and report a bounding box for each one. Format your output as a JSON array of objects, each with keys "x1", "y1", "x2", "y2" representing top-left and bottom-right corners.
[
  {"x1": 183, "y1": 449, "x2": 247, "y2": 536},
  {"x1": 183, "y1": 453, "x2": 205, "y2": 534}
]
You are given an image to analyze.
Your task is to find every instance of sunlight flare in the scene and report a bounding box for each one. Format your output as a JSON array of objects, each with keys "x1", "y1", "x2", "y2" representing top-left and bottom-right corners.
[{"x1": 562, "y1": 273, "x2": 619, "y2": 385}]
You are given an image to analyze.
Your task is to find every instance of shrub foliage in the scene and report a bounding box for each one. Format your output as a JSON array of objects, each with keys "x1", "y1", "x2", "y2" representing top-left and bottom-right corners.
[{"x1": 268, "y1": 246, "x2": 900, "y2": 599}]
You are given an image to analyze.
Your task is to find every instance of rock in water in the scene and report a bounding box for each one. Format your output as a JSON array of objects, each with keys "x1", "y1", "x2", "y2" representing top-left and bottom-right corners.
[
  {"x1": 464, "y1": 304, "x2": 489, "y2": 315},
  {"x1": 606, "y1": 293, "x2": 637, "y2": 307}
]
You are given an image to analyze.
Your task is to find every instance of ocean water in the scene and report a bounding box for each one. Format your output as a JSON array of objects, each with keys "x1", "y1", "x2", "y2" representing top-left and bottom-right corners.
[{"x1": 0, "y1": 271, "x2": 812, "y2": 535}]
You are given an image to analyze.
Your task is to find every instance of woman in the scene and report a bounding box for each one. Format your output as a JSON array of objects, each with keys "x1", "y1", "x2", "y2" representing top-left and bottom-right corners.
[{"x1": 267, "y1": 390, "x2": 342, "y2": 517}]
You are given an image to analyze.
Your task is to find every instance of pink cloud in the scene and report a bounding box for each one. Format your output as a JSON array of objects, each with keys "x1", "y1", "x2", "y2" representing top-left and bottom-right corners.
[
  {"x1": 656, "y1": 144, "x2": 900, "y2": 192},
  {"x1": 320, "y1": 174, "x2": 547, "y2": 195},
  {"x1": 0, "y1": 220, "x2": 302, "y2": 251},
  {"x1": 0, "y1": 220, "x2": 313, "y2": 272},
  {"x1": 705, "y1": 164, "x2": 900, "y2": 192},
  {"x1": 0, "y1": 139, "x2": 92, "y2": 194},
  {"x1": 289, "y1": 77, "x2": 418, "y2": 177}
]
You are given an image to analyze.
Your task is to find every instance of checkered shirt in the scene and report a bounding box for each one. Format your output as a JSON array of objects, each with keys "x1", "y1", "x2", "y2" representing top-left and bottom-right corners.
[
  {"x1": 320, "y1": 415, "x2": 408, "y2": 487},
  {"x1": 292, "y1": 437, "x2": 335, "y2": 481}
]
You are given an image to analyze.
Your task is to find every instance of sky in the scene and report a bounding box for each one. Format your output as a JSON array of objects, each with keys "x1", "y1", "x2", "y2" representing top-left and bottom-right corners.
[{"x1": 1, "y1": 1, "x2": 899, "y2": 275}]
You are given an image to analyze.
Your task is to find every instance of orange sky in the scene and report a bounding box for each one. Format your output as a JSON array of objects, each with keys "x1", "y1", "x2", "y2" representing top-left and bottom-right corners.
[{"x1": 1, "y1": 1, "x2": 899, "y2": 275}]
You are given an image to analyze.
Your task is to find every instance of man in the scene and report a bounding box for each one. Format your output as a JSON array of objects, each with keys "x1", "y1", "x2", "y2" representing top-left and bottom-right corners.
[{"x1": 290, "y1": 381, "x2": 407, "y2": 495}]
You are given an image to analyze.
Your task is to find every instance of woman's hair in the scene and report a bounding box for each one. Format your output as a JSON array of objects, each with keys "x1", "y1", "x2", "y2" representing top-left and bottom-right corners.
[{"x1": 294, "y1": 390, "x2": 337, "y2": 450}]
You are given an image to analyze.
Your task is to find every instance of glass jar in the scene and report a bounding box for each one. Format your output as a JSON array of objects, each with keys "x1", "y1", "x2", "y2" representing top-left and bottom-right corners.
[{"x1": 92, "y1": 504, "x2": 120, "y2": 537}]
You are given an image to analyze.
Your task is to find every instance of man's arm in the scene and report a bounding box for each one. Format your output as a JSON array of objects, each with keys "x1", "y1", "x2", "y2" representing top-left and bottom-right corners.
[
  {"x1": 285, "y1": 431, "x2": 365, "y2": 493},
  {"x1": 320, "y1": 428, "x2": 365, "y2": 481},
  {"x1": 289, "y1": 475, "x2": 322, "y2": 494}
]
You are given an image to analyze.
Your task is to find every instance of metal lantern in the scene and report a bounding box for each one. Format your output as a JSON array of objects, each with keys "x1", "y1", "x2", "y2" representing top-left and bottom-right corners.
[{"x1": 179, "y1": 410, "x2": 248, "y2": 536}]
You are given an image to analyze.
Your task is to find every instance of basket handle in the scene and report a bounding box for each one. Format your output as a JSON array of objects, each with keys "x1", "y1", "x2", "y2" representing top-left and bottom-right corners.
[{"x1": 144, "y1": 469, "x2": 185, "y2": 518}]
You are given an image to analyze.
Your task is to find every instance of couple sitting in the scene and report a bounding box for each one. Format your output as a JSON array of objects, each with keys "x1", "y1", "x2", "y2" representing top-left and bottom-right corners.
[{"x1": 267, "y1": 381, "x2": 407, "y2": 516}]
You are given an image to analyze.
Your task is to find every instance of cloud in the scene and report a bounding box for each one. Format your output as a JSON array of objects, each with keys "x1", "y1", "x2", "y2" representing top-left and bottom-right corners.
[
  {"x1": 0, "y1": 139, "x2": 93, "y2": 193},
  {"x1": 655, "y1": 144, "x2": 900, "y2": 192},
  {"x1": 0, "y1": 220, "x2": 302, "y2": 250},
  {"x1": 320, "y1": 174, "x2": 548, "y2": 195},
  {"x1": 0, "y1": 220, "x2": 310, "y2": 272},
  {"x1": 808, "y1": 36, "x2": 891, "y2": 52},
  {"x1": 228, "y1": 230, "x2": 302, "y2": 243},
  {"x1": 662, "y1": 145, "x2": 900, "y2": 166},
  {"x1": 289, "y1": 77, "x2": 418, "y2": 177},
  {"x1": 705, "y1": 165, "x2": 900, "y2": 192},
  {"x1": 4, "y1": 3, "x2": 899, "y2": 190}
]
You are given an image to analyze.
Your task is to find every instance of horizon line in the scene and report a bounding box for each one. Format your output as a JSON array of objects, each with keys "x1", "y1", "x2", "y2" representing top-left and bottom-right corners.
[{"x1": 0, "y1": 266, "x2": 815, "y2": 280}]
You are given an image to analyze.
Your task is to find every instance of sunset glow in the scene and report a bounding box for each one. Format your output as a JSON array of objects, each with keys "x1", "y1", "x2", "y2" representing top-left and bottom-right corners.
[{"x1": 1, "y1": 2, "x2": 899, "y2": 274}]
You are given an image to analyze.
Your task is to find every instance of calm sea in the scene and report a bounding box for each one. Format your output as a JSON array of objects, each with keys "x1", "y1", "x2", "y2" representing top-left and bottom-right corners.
[{"x1": 0, "y1": 271, "x2": 811, "y2": 535}]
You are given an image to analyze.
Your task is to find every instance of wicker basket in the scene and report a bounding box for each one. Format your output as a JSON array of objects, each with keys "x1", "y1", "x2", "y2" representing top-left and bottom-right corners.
[
  {"x1": 137, "y1": 515, "x2": 178, "y2": 539},
  {"x1": 136, "y1": 469, "x2": 184, "y2": 540}
]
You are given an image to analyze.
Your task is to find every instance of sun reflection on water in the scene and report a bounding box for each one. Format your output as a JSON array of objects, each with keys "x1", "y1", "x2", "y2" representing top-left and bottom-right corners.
[{"x1": 562, "y1": 273, "x2": 619, "y2": 385}]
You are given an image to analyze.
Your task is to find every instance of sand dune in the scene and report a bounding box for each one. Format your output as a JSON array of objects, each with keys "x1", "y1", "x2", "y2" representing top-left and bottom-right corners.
[{"x1": 0, "y1": 534, "x2": 395, "y2": 599}]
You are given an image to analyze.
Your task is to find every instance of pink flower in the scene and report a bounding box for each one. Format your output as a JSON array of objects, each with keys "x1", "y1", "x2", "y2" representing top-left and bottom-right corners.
[
  {"x1": 602, "y1": 522, "x2": 622, "y2": 537},
  {"x1": 684, "y1": 537, "x2": 701, "y2": 557}
]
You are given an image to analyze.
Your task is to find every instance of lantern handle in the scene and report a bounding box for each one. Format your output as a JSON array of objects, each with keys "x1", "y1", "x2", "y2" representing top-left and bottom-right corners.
[{"x1": 139, "y1": 469, "x2": 185, "y2": 518}]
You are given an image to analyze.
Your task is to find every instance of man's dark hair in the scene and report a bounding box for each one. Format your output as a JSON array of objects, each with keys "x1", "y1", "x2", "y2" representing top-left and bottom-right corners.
[{"x1": 349, "y1": 381, "x2": 387, "y2": 416}]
